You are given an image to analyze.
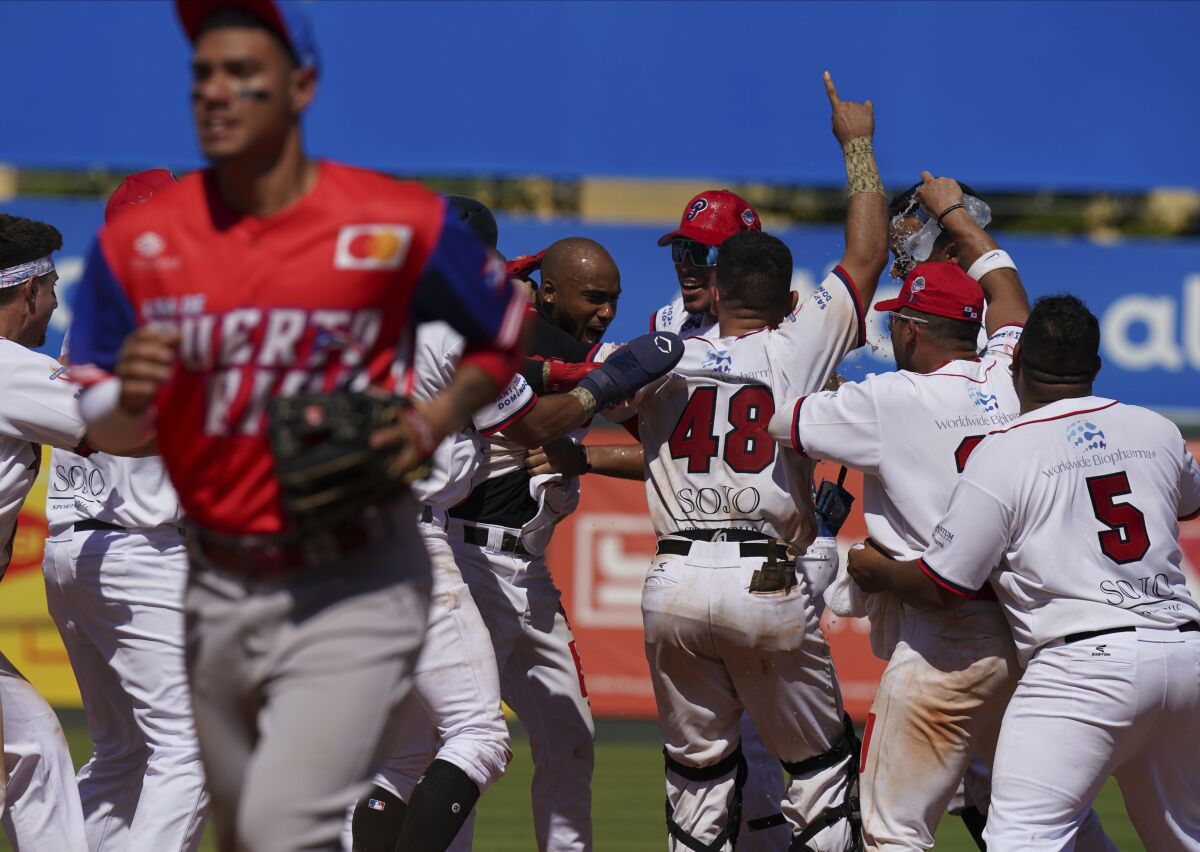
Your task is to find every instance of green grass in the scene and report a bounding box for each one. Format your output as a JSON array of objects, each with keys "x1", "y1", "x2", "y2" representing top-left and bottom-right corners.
[{"x1": 5, "y1": 714, "x2": 1143, "y2": 851}]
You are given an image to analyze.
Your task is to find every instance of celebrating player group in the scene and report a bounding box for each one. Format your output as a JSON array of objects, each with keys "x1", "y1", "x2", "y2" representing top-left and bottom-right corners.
[{"x1": 0, "y1": 1, "x2": 1196, "y2": 851}]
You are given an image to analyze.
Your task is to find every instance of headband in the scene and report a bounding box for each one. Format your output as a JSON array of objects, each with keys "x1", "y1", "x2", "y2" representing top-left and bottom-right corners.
[{"x1": 0, "y1": 255, "x2": 54, "y2": 288}]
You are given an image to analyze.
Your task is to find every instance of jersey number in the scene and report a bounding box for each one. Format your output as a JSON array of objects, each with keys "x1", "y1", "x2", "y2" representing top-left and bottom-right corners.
[
  {"x1": 668, "y1": 386, "x2": 776, "y2": 475},
  {"x1": 954, "y1": 435, "x2": 986, "y2": 473},
  {"x1": 1086, "y1": 471, "x2": 1151, "y2": 564}
]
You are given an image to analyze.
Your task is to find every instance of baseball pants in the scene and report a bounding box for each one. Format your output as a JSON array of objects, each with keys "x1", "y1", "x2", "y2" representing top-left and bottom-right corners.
[
  {"x1": 44, "y1": 524, "x2": 208, "y2": 852},
  {"x1": 642, "y1": 539, "x2": 856, "y2": 852},
  {"x1": 985, "y1": 625, "x2": 1200, "y2": 851},
  {"x1": 186, "y1": 518, "x2": 431, "y2": 852},
  {"x1": 858, "y1": 599, "x2": 1018, "y2": 851},
  {"x1": 0, "y1": 650, "x2": 87, "y2": 850},
  {"x1": 449, "y1": 518, "x2": 594, "y2": 852},
  {"x1": 360, "y1": 513, "x2": 510, "y2": 848}
]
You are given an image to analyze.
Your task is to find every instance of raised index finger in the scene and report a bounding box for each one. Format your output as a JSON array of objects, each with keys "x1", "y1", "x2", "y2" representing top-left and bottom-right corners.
[{"x1": 823, "y1": 71, "x2": 840, "y2": 106}]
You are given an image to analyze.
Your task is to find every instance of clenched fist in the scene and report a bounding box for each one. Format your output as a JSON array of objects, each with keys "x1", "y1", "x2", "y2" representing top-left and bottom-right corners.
[{"x1": 116, "y1": 327, "x2": 180, "y2": 415}]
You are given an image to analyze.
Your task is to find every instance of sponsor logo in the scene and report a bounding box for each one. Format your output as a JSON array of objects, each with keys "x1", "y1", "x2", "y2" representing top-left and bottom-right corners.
[
  {"x1": 333, "y1": 224, "x2": 412, "y2": 270},
  {"x1": 1067, "y1": 419, "x2": 1106, "y2": 451},
  {"x1": 1092, "y1": 644, "x2": 1111, "y2": 657},
  {"x1": 968, "y1": 386, "x2": 999, "y2": 412},
  {"x1": 933, "y1": 524, "x2": 955, "y2": 548},
  {"x1": 133, "y1": 231, "x2": 166, "y2": 258},
  {"x1": 700, "y1": 348, "x2": 732, "y2": 373},
  {"x1": 653, "y1": 334, "x2": 675, "y2": 355},
  {"x1": 1040, "y1": 446, "x2": 1158, "y2": 478},
  {"x1": 933, "y1": 411, "x2": 1018, "y2": 430},
  {"x1": 573, "y1": 513, "x2": 657, "y2": 628},
  {"x1": 686, "y1": 198, "x2": 709, "y2": 221}
]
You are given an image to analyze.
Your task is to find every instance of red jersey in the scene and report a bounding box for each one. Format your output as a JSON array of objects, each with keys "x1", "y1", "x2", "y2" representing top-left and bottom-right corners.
[{"x1": 70, "y1": 161, "x2": 524, "y2": 535}]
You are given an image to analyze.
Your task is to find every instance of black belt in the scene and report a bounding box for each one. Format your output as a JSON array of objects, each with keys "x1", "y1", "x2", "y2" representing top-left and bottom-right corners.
[
  {"x1": 75, "y1": 519, "x2": 123, "y2": 533},
  {"x1": 1065, "y1": 622, "x2": 1200, "y2": 644},
  {"x1": 460, "y1": 524, "x2": 530, "y2": 557},
  {"x1": 655, "y1": 529, "x2": 787, "y2": 560}
]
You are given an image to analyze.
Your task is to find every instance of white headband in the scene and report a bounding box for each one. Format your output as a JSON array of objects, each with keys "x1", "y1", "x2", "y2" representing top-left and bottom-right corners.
[{"x1": 0, "y1": 255, "x2": 54, "y2": 288}]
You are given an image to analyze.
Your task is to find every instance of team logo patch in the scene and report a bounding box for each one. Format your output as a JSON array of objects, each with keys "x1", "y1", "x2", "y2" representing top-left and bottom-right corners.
[
  {"x1": 741, "y1": 208, "x2": 756, "y2": 227},
  {"x1": 686, "y1": 198, "x2": 709, "y2": 221},
  {"x1": 334, "y1": 224, "x2": 412, "y2": 270},
  {"x1": 699, "y1": 348, "x2": 732, "y2": 373},
  {"x1": 1066, "y1": 419, "x2": 1106, "y2": 451},
  {"x1": 908, "y1": 276, "x2": 925, "y2": 296},
  {"x1": 133, "y1": 231, "x2": 166, "y2": 258},
  {"x1": 968, "y1": 387, "x2": 999, "y2": 412}
]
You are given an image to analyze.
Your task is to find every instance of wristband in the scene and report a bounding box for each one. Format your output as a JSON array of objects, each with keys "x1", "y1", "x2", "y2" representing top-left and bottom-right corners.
[
  {"x1": 966, "y1": 249, "x2": 1017, "y2": 282},
  {"x1": 841, "y1": 137, "x2": 885, "y2": 197},
  {"x1": 568, "y1": 386, "x2": 598, "y2": 420},
  {"x1": 936, "y1": 203, "x2": 966, "y2": 225}
]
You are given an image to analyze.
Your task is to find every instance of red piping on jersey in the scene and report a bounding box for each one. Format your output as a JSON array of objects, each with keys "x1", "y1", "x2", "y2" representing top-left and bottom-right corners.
[
  {"x1": 859, "y1": 712, "x2": 877, "y2": 774},
  {"x1": 831, "y1": 265, "x2": 867, "y2": 349},
  {"x1": 791, "y1": 396, "x2": 809, "y2": 457},
  {"x1": 918, "y1": 557, "x2": 978, "y2": 599},
  {"x1": 649, "y1": 308, "x2": 659, "y2": 333},
  {"x1": 735, "y1": 327, "x2": 769, "y2": 340},
  {"x1": 479, "y1": 392, "x2": 538, "y2": 437},
  {"x1": 988, "y1": 400, "x2": 1119, "y2": 438}
]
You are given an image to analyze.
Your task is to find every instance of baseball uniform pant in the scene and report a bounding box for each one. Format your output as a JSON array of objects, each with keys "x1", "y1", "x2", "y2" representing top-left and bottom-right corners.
[
  {"x1": 858, "y1": 599, "x2": 1018, "y2": 851},
  {"x1": 986, "y1": 626, "x2": 1200, "y2": 851},
  {"x1": 0, "y1": 649, "x2": 87, "y2": 851},
  {"x1": 44, "y1": 525, "x2": 208, "y2": 852},
  {"x1": 186, "y1": 524, "x2": 431, "y2": 852},
  {"x1": 449, "y1": 518, "x2": 594, "y2": 852},
  {"x1": 358, "y1": 514, "x2": 510, "y2": 849},
  {"x1": 642, "y1": 539, "x2": 856, "y2": 852}
]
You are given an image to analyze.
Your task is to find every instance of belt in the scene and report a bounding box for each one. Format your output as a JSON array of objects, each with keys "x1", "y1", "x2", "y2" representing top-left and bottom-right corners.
[
  {"x1": 75, "y1": 519, "x2": 123, "y2": 533},
  {"x1": 1064, "y1": 621, "x2": 1200, "y2": 644},
  {"x1": 459, "y1": 523, "x2": 530, "y2": 557},
  {"x1": 655, "y1": 529, "x2": 787, "y2": 560},
  {"x1": 189, "y1": 508, "x2": 403, "y2": 582}
]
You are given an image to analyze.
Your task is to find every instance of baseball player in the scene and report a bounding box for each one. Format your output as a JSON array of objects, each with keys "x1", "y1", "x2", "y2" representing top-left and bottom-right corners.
[
  {"x1": 603, "y1": 73, "x2": 888, "y2": 852},
  {"x1": 66, "y1": 3, "x2": 527, "y2": 850},
  {"x1": 0, "y1": 212, "x2": 90, "y2": 849},
  {"x1": 846, "y1": 293, "x2": 1200, "y2": 851},
  {"x1": 768, "y1": 171, "x2": 1029, "y2": 850},
  {"x1": 43, "y1": 170, "x2": 210, "y2": 852}
]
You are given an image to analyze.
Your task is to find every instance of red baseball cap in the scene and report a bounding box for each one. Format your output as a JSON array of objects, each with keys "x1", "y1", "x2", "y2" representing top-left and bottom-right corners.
[
  {"x1": 176, "y1": 0, "x2": 319, "y2": 70},
  {"x1": 874, "y1": 261, "x2": 984, "y2": 323},
  {"x1": 104, "y1": 170, "x2": 178, "y2": 224},
  {"x1": 657, "y1": 190, "x2": 762, "y2": 247}
]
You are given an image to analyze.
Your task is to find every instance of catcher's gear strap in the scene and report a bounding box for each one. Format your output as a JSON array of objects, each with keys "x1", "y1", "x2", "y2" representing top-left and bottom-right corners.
[
  {"x1": 664, "y1": 745, "x2": 747, "y2": 852},
  {"x1": 785, "y1": 714, "x2": 863, "y2": 852},
  {"x1": 747, "y1": 813, "x2": 787, "y2": 831}
]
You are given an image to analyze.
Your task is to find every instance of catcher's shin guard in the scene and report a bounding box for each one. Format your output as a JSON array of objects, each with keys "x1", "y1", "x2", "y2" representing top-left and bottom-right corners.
[
  {"x1": 664, "y1": 743, "x2": 748, "y2": 852},
  {"x1": 784, "y1": 714, "x2": 863, "y2": 852}
]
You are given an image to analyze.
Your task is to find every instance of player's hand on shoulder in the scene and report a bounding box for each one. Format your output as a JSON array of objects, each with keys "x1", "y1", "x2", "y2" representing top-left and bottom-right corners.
[
  {"x1": 846, "y1": 538, "x2": 891, "y2": 593},
  {"x1": 526, "y1": 439, "x2": 586, "y2": 477},
  {"x1": 824, "y1": 71, "x2": 874, "y2": 143},
  {"x1": 916, "y1": 171, "x2": 964, "y2": 221},
  {"x1": 116, "y1": 327, "x2": 180, "y2": 415}
]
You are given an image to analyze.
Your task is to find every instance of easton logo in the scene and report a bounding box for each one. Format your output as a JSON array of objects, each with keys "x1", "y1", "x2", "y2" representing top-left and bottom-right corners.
[
  {"x1": 686, "y1": 198, "x2": 709, "y2": 221},
  {"x1": 1066, "y1": 419, "x2": 1106, "y2": 451}
]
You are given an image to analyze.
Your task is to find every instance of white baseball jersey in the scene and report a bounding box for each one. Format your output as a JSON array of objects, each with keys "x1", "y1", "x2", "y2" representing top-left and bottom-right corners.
[
  {"x1": 771, "y1": 325, "x2": 1022, "y2": 562},
  {"x1": 45, "y1": 452, "x2": 182, "y2": 536},
  {"x1": 922, "y1": 395, "x2": 1200, "y2": 664},
  {"x1": 630, "y1": 267, "x2": 865, "y2": 546},
  {"x1": 0, "y1": 339, "x2": 87, "y2": 573},
  {"x1": 649, "y1": 295, "x2": 712, "y2": 338},
  {"x1": 400, "y1": 322, "x2": 533, "y2": 510}
]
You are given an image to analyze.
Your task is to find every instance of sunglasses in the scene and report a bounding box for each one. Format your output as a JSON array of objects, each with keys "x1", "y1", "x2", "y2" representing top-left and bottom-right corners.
[
  {"x1": 887, "y1": 311, "x2": 929, "y2": 326},
  {"x1": 671, "y1": 239, "x2": 719, "y2": 267}
]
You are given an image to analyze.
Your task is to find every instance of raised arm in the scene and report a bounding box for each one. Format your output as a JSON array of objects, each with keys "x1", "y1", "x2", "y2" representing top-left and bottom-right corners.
[
  {"x1": 915, "y1": 172, "x2": 1030, "y2": 335},
  {"x1": 825, "y1": 72, "x2": 889, "y2": 306}
]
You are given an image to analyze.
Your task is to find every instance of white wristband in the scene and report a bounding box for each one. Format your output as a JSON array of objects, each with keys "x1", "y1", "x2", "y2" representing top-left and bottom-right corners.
[
  {"x1": 966, "y1": 249, "x2": 1017, "y2": 282},
  {"x1": 79, "y1": 378, "x2": 156, "y2": 444}
]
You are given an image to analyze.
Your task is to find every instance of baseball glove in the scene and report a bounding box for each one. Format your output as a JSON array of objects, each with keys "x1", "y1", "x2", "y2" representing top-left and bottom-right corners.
[{"x1": 267, "y1": 391, "x2": 426, "y2": 531}]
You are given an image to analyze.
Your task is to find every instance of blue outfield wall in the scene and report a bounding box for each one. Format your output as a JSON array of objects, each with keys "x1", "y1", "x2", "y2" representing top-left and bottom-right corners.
[
  {"x1": 2, "y1": 1, "x2": 1198, "y2": 191},
  {"x1": 3, "y1": 197, "x2": 1198, "y2": 424}
]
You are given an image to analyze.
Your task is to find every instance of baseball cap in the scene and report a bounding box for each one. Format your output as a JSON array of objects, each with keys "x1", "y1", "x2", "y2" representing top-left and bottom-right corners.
[
  {"x1": 176, "y1": 0, "x2": 319, "y2": 71},
  {"x1": 873, "y1": 261, "x2": 984, "y2": 323},
  {"x1": 657, "y1": 190, "x2": 761, "y2": 248},
  {"x1": 105, "y1": 170, "x2": 178, "y2": 224},
  {"x1": 445, "y1": 195, "x2": 499, "y2": 250}
]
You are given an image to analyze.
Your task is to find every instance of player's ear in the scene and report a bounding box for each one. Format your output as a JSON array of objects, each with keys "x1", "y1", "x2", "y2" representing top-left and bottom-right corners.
[
  {"x1": 22, "y1": 279, "x2": 38, "y2": 313},
  {"x1": 289, "y1": 66, "x2": 318, "y2": 115},
  {"x1": 540, "y1": 277, "x2": 556, "y2": 304},
  {"x1": 788, "y1": 290, "x2": 798, "y2": 313},
  {"x1": 1091, "y1": 355, "x2": 1102, "y2": 380}
]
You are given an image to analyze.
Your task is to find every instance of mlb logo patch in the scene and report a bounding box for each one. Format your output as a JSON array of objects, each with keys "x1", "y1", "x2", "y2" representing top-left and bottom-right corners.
[
  {"x1": 367, "y1": 799, "x2": 387, "y2": 812},
  {"x1": 334, "y1": 225, "x2": 412, "y2": 270}
]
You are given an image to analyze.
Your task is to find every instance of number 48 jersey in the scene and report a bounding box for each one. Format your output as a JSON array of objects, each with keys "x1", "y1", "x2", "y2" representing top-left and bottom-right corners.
[{"x1": 621, "y1": 267, "x2": 865, "y2": 547}]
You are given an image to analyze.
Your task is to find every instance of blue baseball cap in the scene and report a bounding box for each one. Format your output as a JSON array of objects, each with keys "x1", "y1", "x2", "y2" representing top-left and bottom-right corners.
[{"x1": 176, "y1": 0, "x2": 319, "y2": 71}]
